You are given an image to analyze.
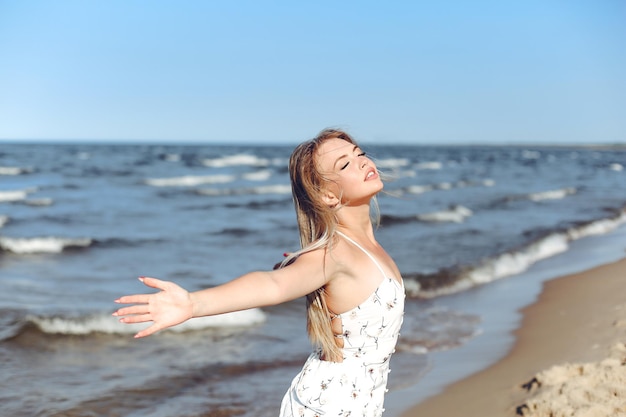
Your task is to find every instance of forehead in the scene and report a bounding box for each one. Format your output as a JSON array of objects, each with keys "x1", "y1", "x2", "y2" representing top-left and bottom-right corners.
[{"x1": 316, "y1": 138, "x2": 355, "y2": 164}]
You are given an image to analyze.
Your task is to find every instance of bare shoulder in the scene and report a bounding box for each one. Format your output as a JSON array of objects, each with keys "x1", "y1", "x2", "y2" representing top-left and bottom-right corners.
[{"x1": 285, "y1": 239, "x2": 355, "y2": 284}]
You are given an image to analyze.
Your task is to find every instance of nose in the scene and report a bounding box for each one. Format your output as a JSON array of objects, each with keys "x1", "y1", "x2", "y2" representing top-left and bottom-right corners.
[{"x1": 359, "y1": 155, "x2": 368, "y2": 169}]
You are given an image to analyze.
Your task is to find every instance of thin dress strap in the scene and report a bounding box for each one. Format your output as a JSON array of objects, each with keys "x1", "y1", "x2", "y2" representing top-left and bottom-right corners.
[{"x1": 335, "y1": 231, "x2": 387, "y2": 279}]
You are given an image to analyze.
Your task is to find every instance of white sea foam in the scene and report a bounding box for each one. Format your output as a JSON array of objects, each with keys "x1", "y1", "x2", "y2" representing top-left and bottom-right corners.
[
  {"x1": 466, "y1": 233, "x2": 569, "y2": 285},
  {"x1": 164, "y1": 153, "x2": 181, "y2": 162},
  {"x1": 0, "y1": 236, "x2": 92, "y2": 254},
  {"x1": 398, "y1": 170, "x2": 417, "y2": 178},
  {"x1": 145, "y1": 175, "x2": 236, "y2": 187},
  {"x1": 29, "y1": 309, "x2": 267, "y2": 335},
  {"x1": 566, "y1": 211, "x2": 626, "y2": 240},
  {"x1": 249, "y1": 185, "x2": 292, "y2": 194},
  {"x1": 522, "y1": 150, "x2": 541, "y2": 159},
  {"x1": 416, "y1": 205, "x2": 473, "y2": 223},
  {"x1": 197, "y1": 184, "x2": 292, "y2": 196},
  {"x1": 405, "y1": 179, "x2": 495, "y2": 196},
  {"x1": 269, "y1": 157, "x2": 288, "y2": 167},
  {"x1": 24, "y1": 198, "x2": 54, "y2": 207},
  {"x1": 397, "y1": 343, "x2": 429, "y2": 355},
  {"x1": 0, "y1": 215, "x2": 8, "y2": 228},
  {"x1": 0, "y1": 188, "x2": 37, "y2": 202},
  {"x1": 406, "y1": 185, "x2": 434, "y2": 195},
  {"x1": 528, "y1": 187, "x2": 577, "y2": 202},
  {"x1": 609, "y1": 163, "x2": 623, "y2": 172},
  {"x1": 415, "y1": 161, "x2": 442, "y2": 170},
  {"x1": 203, "y1": 154, "x2": 269, "y2": 168},
  {"x1": 0, "y1": 166, "x2": 32, "y2": 175},
  {"x1": 402, "y1": 278, "x2": 421, "y2": 297},
  {"x1": 418, "y1": 209, "x2": 626, "y2": 298},
  {"x1": 241, "y1": 170, "x2": 273, "y2": 181},
  {"x1": 418, "y1": 233, "x2": 570, "y2": 298},
  {"x1": 172, "y1": 309, "x2": 267, "y2": 331},
  {"x1": 373, "y1": 158, "x2": 410, "y2": 169}
]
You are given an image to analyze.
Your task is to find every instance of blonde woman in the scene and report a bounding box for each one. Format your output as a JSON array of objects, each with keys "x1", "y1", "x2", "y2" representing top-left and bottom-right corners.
[{"x1": 114, "y1": 129, "x2": 405, "y2": 416}]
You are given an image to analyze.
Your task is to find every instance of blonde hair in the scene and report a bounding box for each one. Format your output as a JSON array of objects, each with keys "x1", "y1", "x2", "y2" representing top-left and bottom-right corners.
[{"x1": 282, "y1": 128, "x2": 377, "y2": 362}]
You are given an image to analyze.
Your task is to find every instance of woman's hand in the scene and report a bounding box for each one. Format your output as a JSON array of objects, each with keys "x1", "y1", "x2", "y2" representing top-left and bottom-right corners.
[{"x1": 113, "y1": 277, "x2": 193, "y2": 338}]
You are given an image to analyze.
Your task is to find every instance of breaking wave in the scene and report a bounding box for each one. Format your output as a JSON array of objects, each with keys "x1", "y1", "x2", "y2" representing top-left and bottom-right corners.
[
  {"x1": 202, "y1": 154, "x2": 270, "y2": 168},
  {"x1": 0, "y1": 236, "x2": 92, "y2": 254},
  {"x1": 144, "y1": 174, "x2": 236, "y2": 187},
  {"x1": 373, "y1": 158, "x2": 411, "y2": 169},
  {"x1": 415, "y1": 161, "x2": 443, "y2": 170},
  {"x1": 0, "y1": 309, "x2": 267, "y2": 341},
  {"x1": 0, "y1": 188, "x2": 38, "y2": 203},
  {"x1": 406, "y1": 208, "x2": 626, "y2": 298},
  {"x1": 196, "y1": 184, "x2": 292, "y2": 196},
  {"x1": 0, "y1": 166, "x2": 33, "y2": 175},
  {"x1": 24, "y1": 198, "x2": 54, "y2": 207},
  {"x1": 25, "y1": 309, "x2": 267, "y2": 337},
  {"x1": 381, "y1": 205, "x2": 474, "y2": 225},
  {"x1": 241, "y1": 170, "x2": 273, "y2": 181},
  {"x1": 527, "y1": 188, "x2": 577, "y2": 202},
  {"x1": 416, "y1": 205, "x2": 473, "y2": 223},
  {"x1": 403, "y1": 179, "x2": 494, "y2": 196}
]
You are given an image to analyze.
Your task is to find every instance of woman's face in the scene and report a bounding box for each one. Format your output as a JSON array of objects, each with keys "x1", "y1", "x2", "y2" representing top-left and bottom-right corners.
[{"x1": 315, "y1": 138, "x2": 383, "y2": 206}]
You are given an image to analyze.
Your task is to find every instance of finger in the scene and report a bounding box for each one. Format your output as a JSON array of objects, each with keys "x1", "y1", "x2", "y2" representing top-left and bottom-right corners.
[
  {"x1": 139, "y1": 276, "x2": 170, "y2": 290},
  {"x1": 134, "y1": 323, "x2": 162, "y2": 338},
  {"x1": 113, "y1": 304, "x2": 150, "y2": 317},
  {"x1": 114, "y1": 294, "x2": 152, "y2": 305},
  {"x1": 118, "y1": 313, "x2": 152, "y2": 324}
]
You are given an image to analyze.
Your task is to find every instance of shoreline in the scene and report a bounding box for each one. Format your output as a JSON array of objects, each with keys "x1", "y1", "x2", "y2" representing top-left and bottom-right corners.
[{"x1": 401, "y1": 256, "x2": 626, "y2": 417}]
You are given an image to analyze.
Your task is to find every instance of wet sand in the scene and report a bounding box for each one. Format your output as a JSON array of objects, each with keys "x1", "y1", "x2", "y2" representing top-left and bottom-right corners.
[{"x1": 402, "y1": 257, "x2": 626, "y2": 417}]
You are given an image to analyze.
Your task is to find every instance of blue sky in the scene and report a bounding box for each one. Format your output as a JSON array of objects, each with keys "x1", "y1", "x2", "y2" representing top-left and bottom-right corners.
[{"x1": 0, "y1": 1, "x2": 624, "y2": 145}]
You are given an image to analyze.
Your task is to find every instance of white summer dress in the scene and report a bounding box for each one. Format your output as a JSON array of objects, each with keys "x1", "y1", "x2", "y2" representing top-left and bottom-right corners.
[{"x1": 280, "y1": 232, "x2": 405, "y2": 417}]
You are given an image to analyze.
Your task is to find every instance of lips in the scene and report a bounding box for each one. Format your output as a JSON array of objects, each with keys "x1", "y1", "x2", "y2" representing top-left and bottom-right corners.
[{"x1": 365, "y1": 168, "x2": 378, "y2": 181}]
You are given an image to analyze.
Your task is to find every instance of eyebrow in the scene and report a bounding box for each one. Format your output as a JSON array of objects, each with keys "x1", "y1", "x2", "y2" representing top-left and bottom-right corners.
[{"x1": 333, "y1": 145, "x2": 359, "y2": 169}]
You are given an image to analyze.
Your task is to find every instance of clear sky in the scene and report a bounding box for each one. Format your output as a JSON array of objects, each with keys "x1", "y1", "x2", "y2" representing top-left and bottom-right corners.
[{"x1": 0, "y1": 0, "x2": 624, "y2": 145}]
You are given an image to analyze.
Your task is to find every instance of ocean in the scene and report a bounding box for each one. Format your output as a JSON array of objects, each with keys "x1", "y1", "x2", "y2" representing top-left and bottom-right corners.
[{"x1": 1, "y1": 142, "x2": 625, "y2": 417}]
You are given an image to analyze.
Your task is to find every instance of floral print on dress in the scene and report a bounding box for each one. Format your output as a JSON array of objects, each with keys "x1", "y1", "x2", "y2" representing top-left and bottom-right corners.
[{"x1": 280, "y1": 275, "x2": 405, "y2": 417}]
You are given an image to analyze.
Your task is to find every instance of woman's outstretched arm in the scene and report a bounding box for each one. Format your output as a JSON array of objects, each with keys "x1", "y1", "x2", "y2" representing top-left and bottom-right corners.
[{"x1": 113, "y1": 249, "x2": 330, "y2": 338}]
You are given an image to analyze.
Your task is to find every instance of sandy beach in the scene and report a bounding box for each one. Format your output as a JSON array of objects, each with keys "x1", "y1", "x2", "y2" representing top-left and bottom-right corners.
[{"x1": 402, "y1": 257, "x2": 626, "y2": 417}]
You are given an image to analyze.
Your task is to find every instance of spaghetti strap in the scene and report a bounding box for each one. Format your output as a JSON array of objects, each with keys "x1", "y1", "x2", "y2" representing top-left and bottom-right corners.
[{"x1": 335, "y1": 231, "x2": 387, "y2": 279}]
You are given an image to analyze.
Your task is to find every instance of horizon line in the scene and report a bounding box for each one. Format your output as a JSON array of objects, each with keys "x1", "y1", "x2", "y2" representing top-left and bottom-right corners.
[{"x1": 1, "y1": 138, "x2": 625, "y2": 148}]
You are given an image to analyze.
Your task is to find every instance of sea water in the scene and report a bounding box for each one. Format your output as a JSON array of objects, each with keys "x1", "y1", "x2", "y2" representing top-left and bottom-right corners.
[{"x1": 0, "y1": 143, "x2": 625, "y2": 416}]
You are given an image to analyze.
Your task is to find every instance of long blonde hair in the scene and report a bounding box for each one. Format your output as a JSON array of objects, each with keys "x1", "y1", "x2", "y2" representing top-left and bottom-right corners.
[{"x1": 282, "y1": 128, "x2": 373, "y2": 362}]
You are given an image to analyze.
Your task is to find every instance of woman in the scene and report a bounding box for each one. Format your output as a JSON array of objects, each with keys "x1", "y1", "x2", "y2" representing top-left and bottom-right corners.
[{"x1": 114, "y1": 129, "x2": 405, "y2": 416}]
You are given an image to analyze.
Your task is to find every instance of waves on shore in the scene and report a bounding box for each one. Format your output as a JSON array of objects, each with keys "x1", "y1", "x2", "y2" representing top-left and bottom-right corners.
[
  {"x1": 0, "y1": 236, "x2": 93, "y2": 254},
  {"x1": 0, "y1": 187, "x2": 39, "y2": 202},
  {"x1": 196, "y1": 184, "x2": 291, "y2": 196},
  {"x1": 0, "y1": 308, "x2": 267, "y2": 341},
  {"x1": 0, "y1": 236, "x2": 174, "y2": 254},
  {"x1": 0, "y1": 166, "x2": 34, "y2": 175},
  {"x1": 405, "y1": 207, "x2": 626, "y2": 298}
]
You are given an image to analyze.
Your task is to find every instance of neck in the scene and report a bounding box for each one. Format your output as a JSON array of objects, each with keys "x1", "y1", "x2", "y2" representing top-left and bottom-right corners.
[{"x1": 336, "y1": 203, "x2": 375, "y2": 241}]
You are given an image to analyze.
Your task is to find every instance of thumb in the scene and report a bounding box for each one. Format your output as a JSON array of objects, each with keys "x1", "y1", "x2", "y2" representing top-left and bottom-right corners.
[
  {"x1": 134, "y1": 323, "x2": 161, "y2": 338},
  {"x1": 139, "y1": 276, "x2": 169, "y2": 290}
]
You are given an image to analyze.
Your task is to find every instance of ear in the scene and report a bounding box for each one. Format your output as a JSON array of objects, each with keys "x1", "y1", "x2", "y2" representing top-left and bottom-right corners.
[{"x1": 320, "y1": 188, "x2": 340, "y2": 207}]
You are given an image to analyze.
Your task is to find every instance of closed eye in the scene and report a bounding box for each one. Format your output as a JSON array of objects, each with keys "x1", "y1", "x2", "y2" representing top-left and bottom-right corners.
[{"x1": 338, "y1": 148, "x2": 366, "y2": 171}]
